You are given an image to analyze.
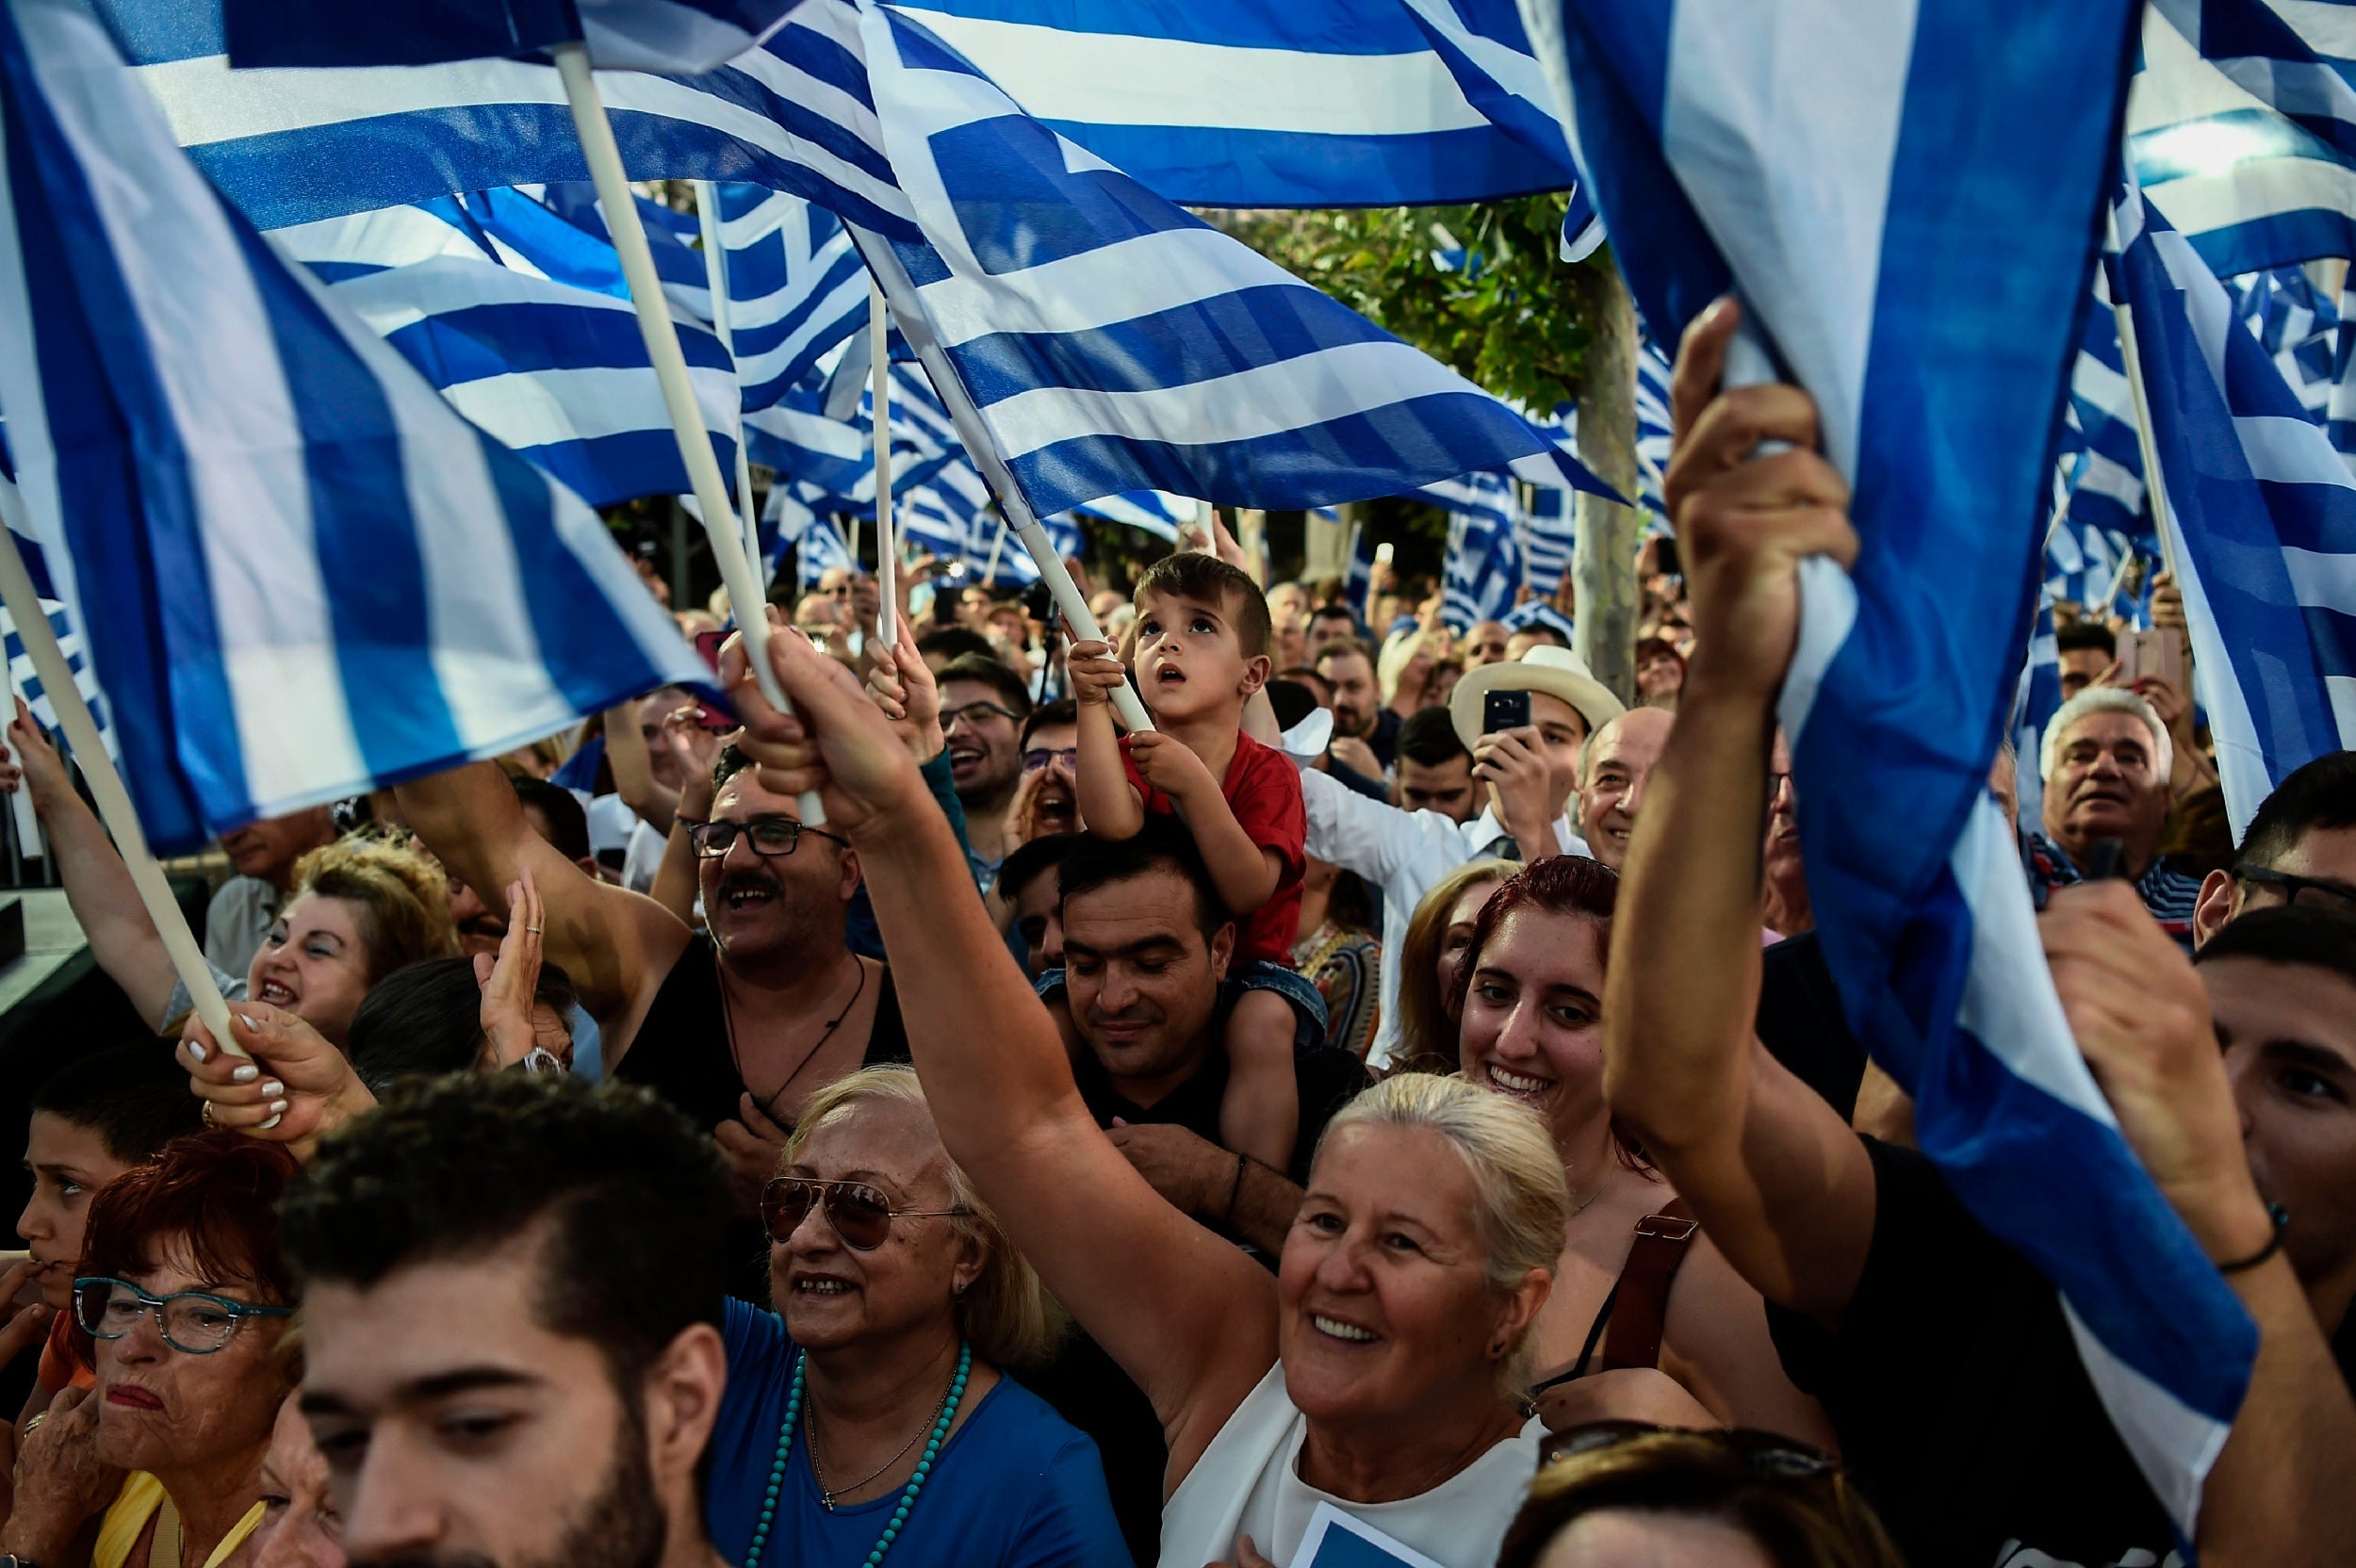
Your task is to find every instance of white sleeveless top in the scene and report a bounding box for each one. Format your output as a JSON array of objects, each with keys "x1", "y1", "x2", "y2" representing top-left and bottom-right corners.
[{"x1": 1160, "y1": 1364, "x2": 1543, "y2": 1568}]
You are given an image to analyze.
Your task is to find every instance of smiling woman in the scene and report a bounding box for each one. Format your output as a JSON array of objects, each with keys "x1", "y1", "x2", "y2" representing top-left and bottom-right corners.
[
  {"x1": 703, "y1": 1067, "x2": 1128, "y2": 1568},
  {"x1": 1448, "y1": 859, "x2": 1833, "y2": 1446},
  {"x1": 0, "y1": 1133, "x2": 300, "y2": 1568}
]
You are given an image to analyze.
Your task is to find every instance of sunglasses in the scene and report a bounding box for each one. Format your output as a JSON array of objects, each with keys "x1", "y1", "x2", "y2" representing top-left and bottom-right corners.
[
  {"x1": 761, "y1": 1178, "x2": 967, "y2": 1250},
  {"x1": 2234, "y1": 863, "x2": 2356, "y2": 913},
  {"x1": 1539, "y1": 1419, "x2": 1836, "y2": 1481}
]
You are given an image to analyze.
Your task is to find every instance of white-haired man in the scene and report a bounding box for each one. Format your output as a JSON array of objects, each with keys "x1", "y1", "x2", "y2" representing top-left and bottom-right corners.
[{"x1": 2026, "y1": 685, "x2": 2203, "y2": 945}]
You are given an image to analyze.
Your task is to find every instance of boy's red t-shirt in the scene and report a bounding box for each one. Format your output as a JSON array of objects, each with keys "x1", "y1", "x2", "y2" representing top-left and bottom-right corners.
[{"x1": 1120, "y1": 729, "x2": 1305, "y2": 966}]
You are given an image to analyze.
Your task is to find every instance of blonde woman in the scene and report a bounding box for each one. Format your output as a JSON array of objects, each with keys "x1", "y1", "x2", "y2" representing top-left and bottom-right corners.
[
  {"x1": 2, "y1": 707, "x2": 457, "y2": 1046},
  {"x1": 1384, "y1": 858, "x2": 1516, "y2": 1077}
]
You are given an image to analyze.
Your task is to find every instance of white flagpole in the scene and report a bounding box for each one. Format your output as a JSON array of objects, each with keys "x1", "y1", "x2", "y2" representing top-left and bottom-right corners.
[
  {"x1": 0, "y1": 516, "x2": 245, "y2": 1058},
  {"x1": 552, "y1": 44, "x2": 824, "y2": 823},
  {"x1": 982, "y1": 514, "x2": 1008, "y2": 587},
  {"x1": 853, "y1": 233, "x2": 1153, "y2": 731},
  {"x1": 870, "y1": 277, "x2": 896, "y2": 645},
  {"x1": 690, "y1": 180, "x2": 762, "y2": 591}
]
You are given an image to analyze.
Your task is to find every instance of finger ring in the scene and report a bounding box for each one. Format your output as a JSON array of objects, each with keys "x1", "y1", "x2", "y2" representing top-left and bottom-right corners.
[
  {"x1": 201, "y1": 1100, "x2": 216, "y2": 1127},
  {"x1": 23, "y1": 1412, "x2": 45, "y2": 1434},
  {"x1": 525, "y1": 924, "x2": 544, "y2": 935}
]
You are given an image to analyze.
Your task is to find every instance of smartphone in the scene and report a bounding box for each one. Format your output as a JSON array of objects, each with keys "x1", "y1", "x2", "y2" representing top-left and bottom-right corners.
[
  {"x1": 1653, "y1": 537, "x2": 1682, "y2": 580},
  {"x1": 1482, "y1": 689, "x2": 1530, "y2": 735},
  {"x1": 689, "y1": 628, "x2": 739, "y2": 729},
  {"x1": 2117, "y1": 628, "x2": 2188, "y2": 696}
]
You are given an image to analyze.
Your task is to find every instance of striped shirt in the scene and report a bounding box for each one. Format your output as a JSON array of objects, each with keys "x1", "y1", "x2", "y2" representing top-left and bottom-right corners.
[{"x1": 2022, "y1": 832, "x2": 2203, "y2": 949}]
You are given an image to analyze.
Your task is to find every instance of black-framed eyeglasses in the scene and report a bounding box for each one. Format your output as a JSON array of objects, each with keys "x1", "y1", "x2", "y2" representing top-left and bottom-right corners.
[
  {"x1": 685, "y1": 816, "x2": 847, "y2": 860},
  {"x1": 1022, "y1": 746, "x2": 1078, "y2": 774},
  {"x1": 942, "y1": 700, "x2": 1021, "y2": 731},
  {"x1": 1539, "y1": 1419, "x2": 1836, "y2": 1481},
  {"x1": 2233, "y1": 864, "x2": 2356, "y2": 912},
  {"x1": 73, "y1": 1275, "x2": 292, "y2": 1355},
  {"x1": 760, "y1": 1178, "x2": 967, "y2": 1250}
]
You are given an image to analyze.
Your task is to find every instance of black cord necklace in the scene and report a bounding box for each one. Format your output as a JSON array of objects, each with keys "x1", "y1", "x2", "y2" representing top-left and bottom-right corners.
[{"x1": 720, "y1": 948, "x2": 869, "y2": 1125}]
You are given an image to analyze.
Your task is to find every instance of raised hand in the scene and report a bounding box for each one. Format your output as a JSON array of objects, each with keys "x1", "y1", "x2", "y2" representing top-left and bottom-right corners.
[
  {"x1": 1066, "y1": 638, "x2": 1130, "y2": 710},
  {"x1": 720, "y1": 622, "x2": 929, "y2": 840},
  {"x1": 865, "y1": 614, "x2": 945, "y2": 762},
  {"x1": 1126, "y1": 730, "x2": 1216, "y2": 804},
  {"x1": 715, "y1": 1091, "x2": 792, "y2": 1215},
  {"x1": 179, "y1": 1002, "x2": 375, "y2": 1153},
  {"x1": 1664, "y1": 297, "x2": 1859, "y2": 700},
  {"x1": 476, "y1": 869, "x2": 552, "y2": 1070},
  {"x1": 3, "y1": 696, "x2": 72, "y2": 811}
]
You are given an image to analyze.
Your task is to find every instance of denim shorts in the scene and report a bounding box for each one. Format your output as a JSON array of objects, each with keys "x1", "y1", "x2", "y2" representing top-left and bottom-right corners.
[{"x1": 1038, "y1": 957, "x2": 1329, "y2": 1057}]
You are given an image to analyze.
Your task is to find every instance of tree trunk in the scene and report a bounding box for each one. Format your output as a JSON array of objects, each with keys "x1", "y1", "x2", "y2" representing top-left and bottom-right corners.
[{"x1": 1574, "y1": 266, "x2": 1642, "y2": 706}]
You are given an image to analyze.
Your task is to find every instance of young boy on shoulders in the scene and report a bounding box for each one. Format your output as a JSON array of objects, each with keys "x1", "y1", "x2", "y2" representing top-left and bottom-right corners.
[{"x1": 1069, "y1": 552, "x2": 1320, "y2": 1172}]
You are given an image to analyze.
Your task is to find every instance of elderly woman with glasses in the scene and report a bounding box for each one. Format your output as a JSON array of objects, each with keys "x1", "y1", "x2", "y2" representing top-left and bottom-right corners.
[
  {"x1": 1, "y1": 1133, "x2": 299, "y2": 1568},
  {"x1": 706, "y1": 1066, "x2": 1127, "y2": 1568}
]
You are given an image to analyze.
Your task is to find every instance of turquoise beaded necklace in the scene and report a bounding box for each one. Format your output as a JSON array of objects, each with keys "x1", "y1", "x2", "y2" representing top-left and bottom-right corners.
[{"x1": 743, "y1": 1340, "x2": 973, "y2": 1568}]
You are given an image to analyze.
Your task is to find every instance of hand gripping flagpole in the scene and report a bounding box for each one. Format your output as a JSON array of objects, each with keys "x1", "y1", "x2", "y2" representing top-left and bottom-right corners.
[
  {"x1": 690, "y1": 180, "x2": 762, "y2": 586},
  {"x1": 851, "y1": 236, "x2": 1153, "y2": 732},
  {"x1": 870, "y1": 277, "x2": 896, "y2": 645},
  {"x1": 553, "y1": 44, "x2": 825, "y2": 823},
  {"x1": 0, "y1": 510, "x2": 245, "y2": 1059}
]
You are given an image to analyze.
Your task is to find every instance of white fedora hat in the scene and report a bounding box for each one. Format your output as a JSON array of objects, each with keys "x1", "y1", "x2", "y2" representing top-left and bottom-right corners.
[{"x1": 1448, "y1": 645, "x2": 1627, "y2": 750}]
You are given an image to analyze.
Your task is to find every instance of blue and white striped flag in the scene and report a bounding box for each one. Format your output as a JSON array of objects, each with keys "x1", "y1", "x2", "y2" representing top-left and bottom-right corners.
[
  {"x1": 0, "y1": 457, "x2": 115, "y2": 765},
  {"x1": 717, "y1": 183, "x2": 870, "y2": 412},
  {"x1": 272, "y1": 190, "x2": 743, "y2": 508},
  {"x1": 0, "y1": 0, "x2": 709, "y2": 851},
  {"x1": 104, "y1": 0, "x2": 923, "y2": 237},
  {"x1": 2130, "y1": 4, "x2": 2356, "y2": 278},
  {"x1": 2228, "y1": 265, "x2": 2339, "y2": 417},
  {"x1": 2051, "y1": 266, "x2": 2157, "y2": 604},
  {"x1": 887, "y1": 0, "x2": 1575, "y2": 209},
  {"x1": 1395, "y1": 0, "x2": 1600, "y2": 259},
  {"x1": 856, "y1": 5, "x2": 1614, "y2": 529},
  {"x1": 530, "y1": 180, "x2": 715, "y2": 321},
  {"x1": 222, "y1": 0, "x2": 798, "y2": 75},
  {"x1": 768, "y1": 484, "x2": 853, "y2": 587},
  {"x1": 2011, "y1": 593, "x2": 2063, "y2": 834},
  {"x1": 1546, "y1": 0, "x2": 2252, "y2": 1537},
  {"x1": 1437, "y1": 474, "x2": 1521, "y2": 629},
  {"x1": 1500, "y1": 596, "x2": 1573, "y2": 643},
  {"x1": 1066, "y1": 490, "x2": 1190, "y2": 545},
  {"x1": 2113, "y1": 181, "x2": 2356, "y2": 840},
  {"x1": 1519, "y1": 483, "x2": 1576, "y2": 597}
]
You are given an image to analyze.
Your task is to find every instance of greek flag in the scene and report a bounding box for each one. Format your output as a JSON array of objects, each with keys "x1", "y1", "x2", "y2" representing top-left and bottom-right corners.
[
  {"x1": 887, "y1": 0, "x2": 1575, "y2": 208},
  {"x1": 1437, "y1": 474, "x2": 1521, "y2": 629},
  {"x1": 769, "y1": 486, "x2": 852, "y2": 587},
  {"x1": 1067, "y1": 490, "x2": 1190, "y2": 544},
  {"x1": 857, "y1": 5, "x2": 1613, "y2": 533},
  {"x1": 0, "y1": 0, "x2": 709, "y2": 850},
  {"x1": 2050, "y1": 267, "x2": 2156, "y2": 606},
  {"x1": 272, "y1": 191, "x2": 742, "y2": 508},
  {"x1": 2228, "y1": 265, "x2": 2338, "y2": 418},
  {"x1": 2112, "y1": 182, "x2": 2356, "y2": 841},
  {"x1": 1520, "y1": 483, "x2": 1576, "y2": 597},
  {"x1": 2130, "y1": 4, "x2": 2356, "y2": 278},
  {"x1": 1501, "y1": 597, "x2": 1573, "y2": 643},
  {"x1": 1344, "y1": 527, "x2": 1377, "y2": 624},
  {"x1": 0, "y1": 449, "x2": 116, "y2": 764},
  {"x1": 717, "y1": 184, "x2": 870, "y2": 412},
  {"x1": 2011, "y1": 594, "x2": 2063, "y2": 833},
  {"x1": 1394, "y1": 0, "x2": 1600, "y2": 259},
  {"x1": 103, "y1": 0, "x2": 922, "y2": 237},
  {"x1": 221, "y1": 0, "x2": 798, "y2": 75},
  {"x1": 1636, "y1": 336, "x2": 1674, "y2": 521},
  {"x1": 1545, "y1": 0, "x2": 2253, "y2": 1536},
  {"x1": 530, "y1": 180, "x2": 715, "y2": 321}
]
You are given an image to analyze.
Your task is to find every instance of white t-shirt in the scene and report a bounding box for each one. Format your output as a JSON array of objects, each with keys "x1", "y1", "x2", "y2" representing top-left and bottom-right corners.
[{"x1": 1160, "y1": 1364, "x2": 1540, "y2": 1568}]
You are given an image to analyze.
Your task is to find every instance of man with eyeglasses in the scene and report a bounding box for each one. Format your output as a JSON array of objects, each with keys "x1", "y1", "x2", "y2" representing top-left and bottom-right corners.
[
  {"x1": 936, "y1": 654, "x2": 1034, "y2": 891},
  {"x1": 2193, "y1": 751, "x2": 2356, "y2": 948}
]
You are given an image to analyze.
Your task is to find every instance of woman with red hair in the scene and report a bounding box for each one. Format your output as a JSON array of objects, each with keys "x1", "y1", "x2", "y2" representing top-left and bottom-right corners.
[
  {"x1": 0, "y1": 1133, "x2": 299, "y2": 1568},
  {"x1": 1448, "y1": 857, "x2": 1830, "y2": 1443}
]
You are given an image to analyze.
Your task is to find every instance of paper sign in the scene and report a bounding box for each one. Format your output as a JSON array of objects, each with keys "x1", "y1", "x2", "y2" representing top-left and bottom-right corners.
[{"x1": 1287, "y1": 1503, "x2": 1450, "y2": 1568}]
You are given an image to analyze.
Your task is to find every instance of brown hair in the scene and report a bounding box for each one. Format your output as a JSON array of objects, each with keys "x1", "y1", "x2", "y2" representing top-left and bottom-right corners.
[
  {"x1": 1497, "y1": 1430, "x2": 1904, "y2": 1568},
  {"x1": 287, "y1": 835, "x2": 459, "y2": 984},
  {"x1": 1133, "y1": 552, "x2": 1271, "y2": 659}
]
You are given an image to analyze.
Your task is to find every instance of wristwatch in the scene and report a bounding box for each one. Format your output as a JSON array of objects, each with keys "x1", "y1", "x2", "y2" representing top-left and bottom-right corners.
[{"x1": 1, "y1": 1554, "x2": 45, "y2": 1568}]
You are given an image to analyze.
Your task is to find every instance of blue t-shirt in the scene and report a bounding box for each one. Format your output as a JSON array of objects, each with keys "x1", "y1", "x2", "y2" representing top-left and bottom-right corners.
[{"x1": 709, "y1": 1298, "x2": 1130, "y2": 1568}]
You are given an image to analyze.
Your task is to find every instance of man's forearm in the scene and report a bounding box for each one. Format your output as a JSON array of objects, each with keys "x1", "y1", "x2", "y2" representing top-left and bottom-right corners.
[
  {"x1": 2199, "y1": 1251, "x2": 2356, "y2": 1566},
  {"x1": 1222, "y1": 1158, "x2": 1303, "y2": 1254}
]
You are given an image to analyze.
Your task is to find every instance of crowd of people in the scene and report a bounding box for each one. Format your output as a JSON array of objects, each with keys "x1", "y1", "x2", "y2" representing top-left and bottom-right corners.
[{"x1": 0, "y1": 304, "x2": 2340, "y2": 1568}]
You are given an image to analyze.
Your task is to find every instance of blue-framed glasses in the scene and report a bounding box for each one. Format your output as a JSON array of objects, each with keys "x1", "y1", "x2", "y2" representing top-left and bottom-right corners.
[{"x1": 74, "y1": 1275, "x2": 292, "y2": 1355}]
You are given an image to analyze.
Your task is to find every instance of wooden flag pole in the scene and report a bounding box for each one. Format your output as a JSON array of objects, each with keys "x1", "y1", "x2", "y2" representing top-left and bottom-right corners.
[
  {"x1": 0, "y1": 514, "x2": 245, "y2": 1059},
  {"x1": 690, "y1": 180, "x2": 762, "y2": 590},
  {"x1": 553, "y1": 44, "x2": 825, "y2": 822},
  {"x1": 870, "y1": 277, "x2": 896, "y2": 645}
]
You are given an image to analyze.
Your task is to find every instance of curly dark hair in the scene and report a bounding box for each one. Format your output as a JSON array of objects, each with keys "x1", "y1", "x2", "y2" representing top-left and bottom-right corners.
[{"x1": 282, "y1": 1075, "x2": 731, "y2": 1390}]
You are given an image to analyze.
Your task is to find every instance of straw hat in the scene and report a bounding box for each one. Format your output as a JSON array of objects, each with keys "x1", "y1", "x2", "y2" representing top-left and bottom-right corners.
[{"x1": 1448, "y1": 645, "x2": 1627, "y2": 750}]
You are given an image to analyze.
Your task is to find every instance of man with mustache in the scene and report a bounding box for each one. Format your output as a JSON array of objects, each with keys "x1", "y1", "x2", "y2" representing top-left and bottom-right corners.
[
  {"x1": 285, "y1": 1074, "x2": 733, "y2": 1568},
  {"x1": 2025, "y1": 686, "x2": 2204, "y2": 946}
]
